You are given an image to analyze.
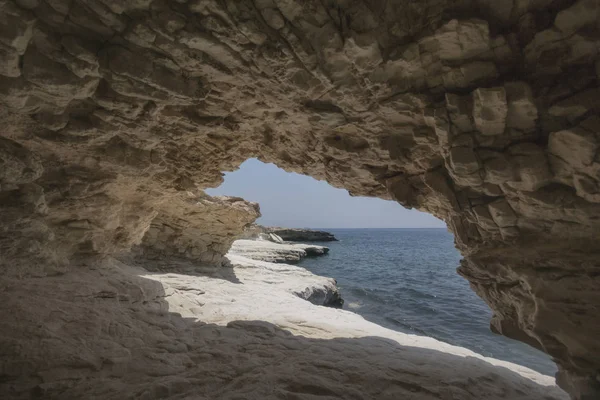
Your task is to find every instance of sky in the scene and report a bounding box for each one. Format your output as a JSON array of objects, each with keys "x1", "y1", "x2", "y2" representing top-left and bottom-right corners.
[{"x1": 206, "y1": 159, "x2": 446, "y2": 229}]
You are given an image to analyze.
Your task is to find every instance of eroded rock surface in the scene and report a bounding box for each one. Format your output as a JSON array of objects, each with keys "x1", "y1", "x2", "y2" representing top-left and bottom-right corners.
[
  {"x1": 0, "y1": 255, "x2": 566, "y2": 400},
  {"x1": 1, "y1": 0, "x2": 600, "y2": 398},
  {"x1": 229, "y1": 239, "x2": 329, "y2": 263}
]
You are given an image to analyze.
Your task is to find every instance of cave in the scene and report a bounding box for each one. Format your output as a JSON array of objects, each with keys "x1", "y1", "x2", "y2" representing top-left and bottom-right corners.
[{"x1": 0, "y1": 0, "x2": 599, "y2": 399}]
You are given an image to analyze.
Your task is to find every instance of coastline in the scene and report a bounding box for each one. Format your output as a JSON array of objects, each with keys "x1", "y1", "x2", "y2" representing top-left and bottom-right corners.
[
  {"x1": 294, "y1": 228, "x2": 559, "y2": 375},
  {"x1": 144, "y1": 241, "x2": 566, "y2": 399},
  {"x1": 1, "y1": 236, "x2": 567, "y2": 399},
  {"x1": 222, "y1": 238, "x2": 565, "y2": 399}
]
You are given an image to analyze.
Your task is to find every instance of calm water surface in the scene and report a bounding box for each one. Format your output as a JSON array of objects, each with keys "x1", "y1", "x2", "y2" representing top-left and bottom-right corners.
[{"x1": 297, "y1": 228, "x2": 557, "y2": 375}]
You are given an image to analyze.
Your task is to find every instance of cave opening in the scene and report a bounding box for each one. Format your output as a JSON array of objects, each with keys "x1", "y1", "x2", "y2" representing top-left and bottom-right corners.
[
  {"x1": 3, "y1": 0, "x2": 599, "y2": 396},
  {"x1": 207, "y1": 158, "x2": 557, "y2": 375}
]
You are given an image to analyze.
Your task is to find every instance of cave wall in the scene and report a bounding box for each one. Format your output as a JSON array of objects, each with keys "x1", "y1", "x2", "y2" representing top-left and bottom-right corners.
[{"x1": 0, "y1": 0, "x2": 599, "y2": 398}]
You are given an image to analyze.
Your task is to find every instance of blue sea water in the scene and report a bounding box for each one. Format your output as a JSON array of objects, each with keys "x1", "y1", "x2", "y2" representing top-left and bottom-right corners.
[{"x1": 297, "y1": 228, "x2": 557, "y2": 376}]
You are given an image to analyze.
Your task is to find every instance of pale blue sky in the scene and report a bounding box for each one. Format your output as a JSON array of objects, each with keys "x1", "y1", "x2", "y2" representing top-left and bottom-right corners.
[{"x1": 206, "y1": 159, "x2": 446, "y2": 229}]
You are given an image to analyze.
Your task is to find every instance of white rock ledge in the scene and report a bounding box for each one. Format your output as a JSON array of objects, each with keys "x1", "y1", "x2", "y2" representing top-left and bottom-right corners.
[
  {"x1": 229, "y1": 239, "x2": 329, "y2": 263},
  {"x1": 226, "y1": 254, "x2": 342, "y2": 307},
  {"x1": 2, "y1": 255, "x2": 568, "y2": 399},
  {"x1": 139, "y1": 254, "x2": 567, "y2": 400}
]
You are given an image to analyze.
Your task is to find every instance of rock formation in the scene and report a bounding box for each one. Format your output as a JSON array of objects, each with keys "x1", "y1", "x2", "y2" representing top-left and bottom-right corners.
[
  {"x1": 0, "y1": 253, "x2": 567, "y2": 400},
  {"x1": 227, "y1": 253, "x2": 342, "y2": 307},
  {"x1": 230, "y1": 239, "x2": 330, "y2": 263},
  {"x1": 0, "y1": 0, "x2": 599, "y2": 398},
  {"x1": 267, "y1": 227, "x2": 339, "y2": 241},
  {"x1": 260, "y1": 232, "x2": 285, "y2": 243}
]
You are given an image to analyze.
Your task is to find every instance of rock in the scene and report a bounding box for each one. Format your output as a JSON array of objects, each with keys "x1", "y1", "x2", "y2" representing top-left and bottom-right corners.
[
  {"x1": 554, "y1": 0, "x2": 599, "y2": 35},
  {"x1": 488, "y1": 199, "x2": 518, "y2": 228},
  {"x1": 225, "y1": 254, "x2": 341, "y2": 307},
  {"x1": 134, "y1": 195, "x2": 260, "y2": 265},
  {"x1": 548, "y1": 88, "x2": 600, "y2": 121},
  {"x1": 0, "y1": 137, "x2": 43, "y2": 185},
  {"x1": 505, "y1": 82, "x2": 538, "y2": 132},
  {"x1": 419, "y1": 19, "x2": 490, "y2": 62},
  {"x1": 257, "y1": 232, "x2": 284, "y2": 244},
  {"x1": 483, "y1": 152, "x2": 514, "y2": 184},
  {"x1": 0, "y1": 255, "x2": 566, "y2": 400},
  {"x1": 0, "y1": 1, "x2": 599, "y2": 397},
  {"x1": 472, "y1": 87, "x2": 508, "y2": 136},
  {"x1": 0, "y1": 43, "x2": 20, "y2": 77},
  {"x1": 22, "y1": 46, "x2": 99, "y2": 102},
  {"x1": 266, "y1": 228, "x2": 338, "y2": 242},
  {"x1": 448, "y1": 146, "x2": 483, "y2": 187},
  {"x1": 445, "y1": 93, "x2": 474, "y2": 133},
  {"x1": 449, "y1": 147, "x2": 480, "y2": 175},
  {"x1": 228, "y1": 239, "x2": 329, "y2": 263}
]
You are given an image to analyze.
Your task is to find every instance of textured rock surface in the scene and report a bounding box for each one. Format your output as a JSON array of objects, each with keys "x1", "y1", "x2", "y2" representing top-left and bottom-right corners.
[
  {"x1": 260, "y1": 232, "x2": 285, "y2": 243},
  {"x1": 0, "y1": 0, "x2": 600, "y2": 398},
  {"x1": 229, "y1": 239, "x2": 329, "y2": 263},
  {"x1": 267, "y1": 227, "x2": 339, "y2": 242},
  {"x1": 227, "y1": 253, "x2": 342, "y2": 307},
  {"x1": 0, "y1": 255, "x2": 566, "y2": 400}
]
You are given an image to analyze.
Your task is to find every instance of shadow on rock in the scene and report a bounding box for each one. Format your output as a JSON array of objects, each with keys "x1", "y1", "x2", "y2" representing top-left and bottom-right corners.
[{"x1": 0, "y1": 258, "x2": 567, "y2": 400}]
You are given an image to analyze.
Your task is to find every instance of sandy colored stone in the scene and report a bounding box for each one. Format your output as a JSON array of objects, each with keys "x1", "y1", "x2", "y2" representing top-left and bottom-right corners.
[
  {"x1": 488, "y1": 200, "x2": 518, "y2": 228},
  {"x1": 549, "y1": 127, "x2": 598, "y2": 168},
  {"x1": 472, "y1": 87, "x2": 508, "y2": 136},
  {"x1": 505, "y1": 81, "x2": 538, "y2": 132}
]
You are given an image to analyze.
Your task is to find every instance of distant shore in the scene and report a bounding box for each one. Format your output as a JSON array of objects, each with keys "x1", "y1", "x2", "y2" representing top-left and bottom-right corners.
[{"x1": 239, "y1": 224, "x2": 338, "y2": 242}]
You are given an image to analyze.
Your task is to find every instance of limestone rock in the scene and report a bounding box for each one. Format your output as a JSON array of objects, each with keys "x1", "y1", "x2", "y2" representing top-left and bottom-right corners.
[
  {"x1": 136, "y1": 195, "x2": 260, "y2": 265},
  {"x1": 549, "y1": 127, "x2": 598, "y2": 168},
  {"x1": 505, "y1": 82, "x2": 538, "y2": 132},
  {"x1": 445, "y1": 93, "x2": 474, "y2": 133},
  {"x1": 0, "y1": 255, "x2": 567, "y2": 400},
  {"x1": 420, "y1": 19, "x2": 491, "y2": 62},
  {"x1": 488, "y1": 199, "x2": 518, "y2": 228},
  {"x1": 448, "y1": 146, "x2": 483, "y2": 187},
  {"x1": 483, "y1": 152, "x2": 514, "y2": 185},
  {"x1": 506, "y1": 144, "x2": 553, "y2": 192},
  {"x1": 258, "y1": 232, "x2": 285, "y2": 244},
  {"x1": 0, "y1": 0, "x2": 599, "y2": 397},
  {"x1": 266, "y1": 228, "x2": 338, "y2": 242},
  {"x1": 229, "y1": 239, "x2": 329, "y2": 263},
  {"x1": 472, "y1": 87, "x2": 508, "y2": 136},
  {"x1": 0, "y1": 137, "x2": 43, "y2": 185}
]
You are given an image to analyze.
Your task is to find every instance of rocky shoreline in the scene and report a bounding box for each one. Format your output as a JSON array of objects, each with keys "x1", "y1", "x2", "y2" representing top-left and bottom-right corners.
[
  {"x1": 228, "y1": 238, "x2": 341, "y2": 307},
  {"x1": 1, "y1": 0, "x2": 599, "y2": 395},
  {"x1": 230, "y1": 239, "x2": 329, "y2": 262},
  {"x1": 0, "y1": 234, "x2": 566, "y2": 399},
  {"x1": 239, "y1": 224, "x2": 338, "y2": 242},
  {"x1": 132, "y1": 244, "x2": 565, "y2": 399},
  {"x1": 266, "y1": 227, "x2": 338, "y2": 242}
]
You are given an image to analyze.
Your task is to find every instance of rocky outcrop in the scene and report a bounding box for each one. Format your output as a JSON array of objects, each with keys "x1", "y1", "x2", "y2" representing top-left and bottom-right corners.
[
  {"x1": 258, "y1": 232, "x2": 284, "y2": 243},
  {"x1": 134, "y1": 194, "x2": 260, "y2": 264},
  {"x1": 0, "y1": 254, "x2": 566, "y2": 400},
  {"x1": 229, "y1": 239, "x2": 329, "y2": 263},
  {"x1": 227, "y1": 253, "x2": 342, "y2": 307},
  {"x1": 266, "y1": 227, "x2": 339, "y2": 242},
  {"x1": 237, "y1": 224, "x2": 338, "y2": 242},
  {"x1": 1, "y1": 0, "x2": 600, "y2": 398}
]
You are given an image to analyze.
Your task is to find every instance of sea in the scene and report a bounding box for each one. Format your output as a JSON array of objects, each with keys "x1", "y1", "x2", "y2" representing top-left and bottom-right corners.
[{"x1": 296, "y1": 228, "x2": 557, "y2": 376}]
